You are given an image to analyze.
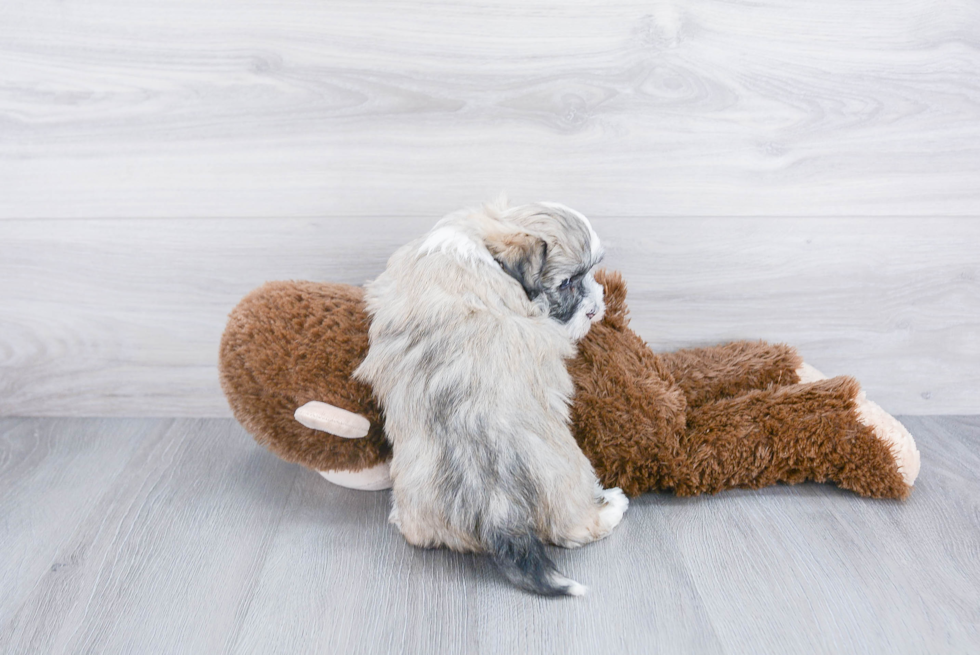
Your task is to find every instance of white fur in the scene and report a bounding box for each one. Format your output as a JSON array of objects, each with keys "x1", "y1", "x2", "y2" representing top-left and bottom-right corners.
[
  {"x1": 562, "y1": 579, "x2": 588, "y2": 597},
  {"x1": 563, "y1": 274, "x2": 605, "y2": 341},
  {"x1": 418, "y1": 223, "x2": 497, "y2": 266}
]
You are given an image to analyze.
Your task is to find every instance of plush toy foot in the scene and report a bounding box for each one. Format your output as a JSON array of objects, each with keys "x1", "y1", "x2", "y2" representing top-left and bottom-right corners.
[
  {"x1": 795, "y1": 362, "x2": 829, "y2": 384},
  {"x1": 853, "y1": 391, "x2": 921, "y2": 487},
  {"x1": 293, "y1": 401, "x2": 393, "y2": 490},
  {"x1": 796, "y1": 362, "x2": 920, "y2": 487},
  {"x1": 555, "y1": 486, "x2": 628, "y2": 549},
  {"x1": 319, "y1": 463, "x2": 393, "y2": 491}
]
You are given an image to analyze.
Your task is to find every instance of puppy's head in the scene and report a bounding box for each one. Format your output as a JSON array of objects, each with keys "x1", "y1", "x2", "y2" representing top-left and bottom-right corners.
[{"x1": 486, "y1": 202, "x2": 605, "y2": 341}]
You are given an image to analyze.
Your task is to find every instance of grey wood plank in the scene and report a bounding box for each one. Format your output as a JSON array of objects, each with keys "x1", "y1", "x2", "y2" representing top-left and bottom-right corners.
[
  {"x1": 0, "y1": 418, "x2": 161, "y2": 627},
  {"x1": 230, "y1": 471, "x2": 723, "y2": 655},
  {"x1": 668, "y1": 415, "x2": 980, "y2": 654},
  {"x1": 3, "y1": 417, "x2": 977, "y2": 654},
  {"x1": 1, "y1": 0, "x2": 979, "y2": 220},
  {"x1": 1, "y1": 217, "x2": 977, "y2": 416},
  {"x1": 0, "y1": 418, "x2": 299, "y2": 655}
]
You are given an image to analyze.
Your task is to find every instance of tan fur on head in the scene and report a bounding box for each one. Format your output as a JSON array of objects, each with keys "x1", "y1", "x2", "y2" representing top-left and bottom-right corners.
[
  {"x1": 353, "y1": 201, "x2": 625, "y2": 596},
  {"x1": 484, "y1": 229, "x2": 548, "y2": 299}
]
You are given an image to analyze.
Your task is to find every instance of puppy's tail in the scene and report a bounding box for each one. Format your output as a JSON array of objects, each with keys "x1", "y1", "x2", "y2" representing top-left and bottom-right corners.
[{"x1": 486, "y1": 531, "x2": 586, "y2": 597}]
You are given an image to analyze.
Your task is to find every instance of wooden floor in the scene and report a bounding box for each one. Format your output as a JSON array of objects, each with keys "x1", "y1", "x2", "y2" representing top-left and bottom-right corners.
[{"x1": 2, "y1": 416, "x2": 977, "y2": 654}]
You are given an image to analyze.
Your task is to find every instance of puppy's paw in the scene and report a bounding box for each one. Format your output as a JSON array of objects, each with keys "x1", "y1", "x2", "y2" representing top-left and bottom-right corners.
[
  {"x1": 597, "y1": 487, "x2": 628, "y2": 533},
  {"x1": 853, "y1": 390, "x2": 921, "y2": 487},
  {"x1": 600, "y1": 486, "x2": 628, "y2": 511},
  {"x1": 554, "y1": 487, "x2": 629, "y2": 549}
]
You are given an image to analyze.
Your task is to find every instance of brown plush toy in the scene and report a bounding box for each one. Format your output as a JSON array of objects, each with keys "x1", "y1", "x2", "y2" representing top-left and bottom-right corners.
[{"x1": 219, "y1": 270, "x2": 919, "y2": 499}]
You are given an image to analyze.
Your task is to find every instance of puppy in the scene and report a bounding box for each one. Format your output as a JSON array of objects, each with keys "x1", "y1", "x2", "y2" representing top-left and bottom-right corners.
[{"x1": 354, "y1": 199, "x2": 628, "y2": 596}]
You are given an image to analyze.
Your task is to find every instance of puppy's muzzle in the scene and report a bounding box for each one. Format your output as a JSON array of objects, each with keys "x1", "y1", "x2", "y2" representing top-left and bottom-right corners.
[{"x1": 586, "y1": 308, "x2": 597, "y2": 319}]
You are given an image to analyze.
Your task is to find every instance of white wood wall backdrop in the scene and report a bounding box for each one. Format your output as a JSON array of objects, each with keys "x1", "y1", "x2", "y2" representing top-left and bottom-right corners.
[
  {"x1": 1, "y1": 0, "x2": 979, "y2": 416},
  {"x1": 2, "y1": 0, "x2": 979, "y2": 218}
]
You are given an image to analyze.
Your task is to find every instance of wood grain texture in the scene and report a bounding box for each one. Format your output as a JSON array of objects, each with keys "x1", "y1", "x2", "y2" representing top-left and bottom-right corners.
[
  {"x1": 0, "y1": 418, "x2": 157, "y2": 628},
  {"x1": 0, "y1": 418, "x2": 299, "y2": 654},
  {"x1": 1, "y1": 416, "x2": 978, "y2": 654},
  {"x1": 1, "y1": 0, "x2": 979, "y2": 219},
  {"x1": 1, "y1": 216, "x2": 977, "y2": 416}
]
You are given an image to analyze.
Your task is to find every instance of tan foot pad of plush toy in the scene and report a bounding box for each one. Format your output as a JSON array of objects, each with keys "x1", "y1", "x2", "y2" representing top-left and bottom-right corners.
[{"x1": 318, "y1": 463, "x2": 393, "y2": 491}]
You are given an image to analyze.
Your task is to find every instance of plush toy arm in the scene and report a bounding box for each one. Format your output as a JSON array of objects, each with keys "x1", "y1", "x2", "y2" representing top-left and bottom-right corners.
[
  {"x1": 295, "y1": 401, "x2": 393, "y2": 491},
  {"x1": 295, "y1": 401, "x2": 371, "y2": 438}
]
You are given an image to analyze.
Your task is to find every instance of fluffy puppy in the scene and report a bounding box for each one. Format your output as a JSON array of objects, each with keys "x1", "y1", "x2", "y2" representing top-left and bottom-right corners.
[{"x1": 354, "y1": 200, "x2": 628, "y2": 596}]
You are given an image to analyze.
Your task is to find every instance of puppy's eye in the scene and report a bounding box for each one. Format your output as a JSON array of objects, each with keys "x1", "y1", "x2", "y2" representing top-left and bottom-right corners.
[{"x1": 559, "y1": 278, "x2": 571, "y2": 290}]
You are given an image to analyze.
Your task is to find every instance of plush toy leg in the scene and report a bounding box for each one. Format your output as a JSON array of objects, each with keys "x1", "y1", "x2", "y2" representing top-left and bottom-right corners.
[
  {"x1": 664, "y1": 376, "x2": 914, "y2": 499},
  {"x1": 319, "y1": 463, "x2": 393, "y2": 491},
  {"x1": 793, "y1": 363, "x2": 919, "y2": 485},
  {"x1": 292, "y1": 401, "x2": 393, "y2": 490},
  {"x1": 658, "y1": 341, "x2": 804, "y2": 409}
]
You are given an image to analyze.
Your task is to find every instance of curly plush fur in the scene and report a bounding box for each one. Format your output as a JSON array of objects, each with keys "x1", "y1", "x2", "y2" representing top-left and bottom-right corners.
[
  {"x1": 568, "y1": 272, "x2": 911, "y2": 499},
  {"x1": 220, "y1": 271, "x2": 915, "y2": 500},
  {"x1": 220, "y1": 281, "x2": 390, "y2": 472}
]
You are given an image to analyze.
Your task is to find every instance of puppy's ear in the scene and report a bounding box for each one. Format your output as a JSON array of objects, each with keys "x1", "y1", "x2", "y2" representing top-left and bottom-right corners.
[{"x1": 486, "y1": 231, "x2": 548, "y2": 300}]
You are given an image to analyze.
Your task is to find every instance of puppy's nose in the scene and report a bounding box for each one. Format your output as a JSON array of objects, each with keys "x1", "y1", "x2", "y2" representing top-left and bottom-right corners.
[{"x1": 586, "y1": 308, "x2": 597, "y2": 319}]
